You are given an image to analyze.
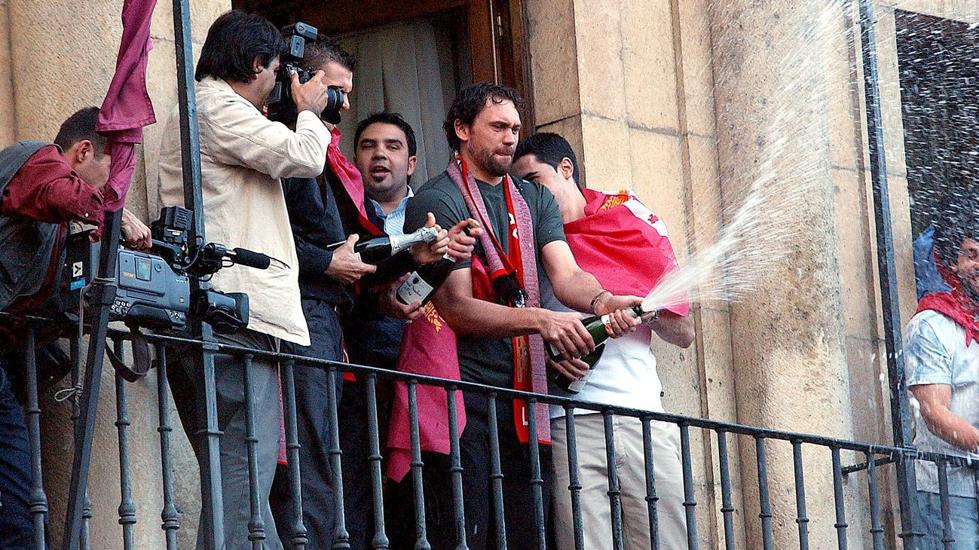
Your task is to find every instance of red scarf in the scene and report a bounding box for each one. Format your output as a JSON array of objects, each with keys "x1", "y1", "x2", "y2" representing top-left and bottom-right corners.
[
  {"x1": 916, "y1": 249, "x2": 979, "y2": 345},
  {"x1": 326, "y1": 126, "x2": 382, "y2": 236}
]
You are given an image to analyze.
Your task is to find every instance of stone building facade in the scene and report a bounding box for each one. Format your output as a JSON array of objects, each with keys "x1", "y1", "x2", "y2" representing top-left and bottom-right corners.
[{"x1": 0, "y1": 0, "x2": 975, "y2": 547}]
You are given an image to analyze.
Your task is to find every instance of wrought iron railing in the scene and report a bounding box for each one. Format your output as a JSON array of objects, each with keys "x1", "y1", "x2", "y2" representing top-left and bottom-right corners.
[{"x1": 8, "y1": 321, "x2": 978, "y2": 550}]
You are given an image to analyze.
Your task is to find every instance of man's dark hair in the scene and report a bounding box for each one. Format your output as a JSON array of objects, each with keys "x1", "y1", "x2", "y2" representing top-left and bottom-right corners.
[
  {"x1": 195, "y1": 10, "x2": 285, "y2": 83},
  {"x1": 54, "y1": 107, "x2": 106, "y2": 156},
  {"x1": 514, "y1": 132, "x2": 582, "y2": 188},
  {"x1": 443, "y1": 82, "x2": 525, "y2": 152},
  {"x1": 302, "y1": 37, "x2": 356, "y2": 73},
  {"x1": 934, "y1": 198, "x2": 979, "y2": 268},
  {"x1": 354, "y1": 112, "x2": 417, "y2": 157}
]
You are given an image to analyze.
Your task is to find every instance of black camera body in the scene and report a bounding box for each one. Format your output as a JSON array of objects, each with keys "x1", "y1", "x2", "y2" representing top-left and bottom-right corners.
[
  {"x1": 61, "y1": 207, "x2": 264, "y2": 334},
  {"x1": 267, "y1": 22, "x2": 346, "y2": 125}
]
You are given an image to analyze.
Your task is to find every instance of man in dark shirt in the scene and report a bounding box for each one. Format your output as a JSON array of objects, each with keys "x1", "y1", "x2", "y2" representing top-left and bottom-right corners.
[
  {"x1": 274, "y1": 41, "x2": 452, "y2": 549},
  {"x1": 402, "y1": 83, "x2": 641, "y2": 549},
  {"x1": 0, "y1": 106, "x2": 149, "y2": 549}
]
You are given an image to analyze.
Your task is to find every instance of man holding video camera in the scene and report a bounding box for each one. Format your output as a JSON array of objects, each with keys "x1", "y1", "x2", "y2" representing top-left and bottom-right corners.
[
  {"x1": 157, "y1": 10, "x2": 335, "y2": 549},
  {"x1": 0, "y1": 106, "x2": 150, "y2": 549}
]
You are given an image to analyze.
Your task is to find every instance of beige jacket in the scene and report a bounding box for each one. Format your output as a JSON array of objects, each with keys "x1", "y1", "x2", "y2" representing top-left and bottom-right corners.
[{"x1": 157, "y1": 77, "x2": 330, "y2": 345}]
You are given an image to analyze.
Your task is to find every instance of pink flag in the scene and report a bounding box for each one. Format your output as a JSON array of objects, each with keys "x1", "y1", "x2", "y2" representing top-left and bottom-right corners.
[
  {"x1": 97, "y1": 0, "x2": 157, "y2": 213},
  {"x1": 566, "y1": 189, "x2": 689, "y2": 317},
  {"x1": 386, "y1": 303, "x2": 466, "y2": 482}
]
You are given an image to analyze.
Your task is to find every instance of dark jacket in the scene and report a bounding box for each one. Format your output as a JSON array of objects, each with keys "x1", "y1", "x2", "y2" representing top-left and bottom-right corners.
[
  {"x1": 284, "y1": 165, "x2": 415, "y2": 368},
  {"x1": 281, "y1": 171, "x2": 353, "y2": 308},
  {"x1": 0, "y1": 141, "x2": 61, "y2": 311}
]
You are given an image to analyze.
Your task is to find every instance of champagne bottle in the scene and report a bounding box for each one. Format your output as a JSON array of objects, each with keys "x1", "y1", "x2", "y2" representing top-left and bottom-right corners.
[
  {"x1": 396, "y1": 226, "x2": 471, "y2": 305},
  {"x1": 547, "y1": 305, "x2": 644, "y2": 393},
  {"x1": 396, "y1": 252, "x2": 457, "y2": 305},
  {"x1": 327, "y1": 226, "x2": 438, "y2": 265}
]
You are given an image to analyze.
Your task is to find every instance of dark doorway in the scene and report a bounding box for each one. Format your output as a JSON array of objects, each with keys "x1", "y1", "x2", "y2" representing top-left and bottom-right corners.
[{"x1": 896, "y1": 10, "x2": 979, "y2": 235}]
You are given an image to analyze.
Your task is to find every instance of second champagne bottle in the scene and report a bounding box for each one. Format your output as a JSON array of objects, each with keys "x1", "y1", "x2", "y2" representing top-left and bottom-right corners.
[{"x1": 327, "y1": 226, "x2": 439, "y2": 265}]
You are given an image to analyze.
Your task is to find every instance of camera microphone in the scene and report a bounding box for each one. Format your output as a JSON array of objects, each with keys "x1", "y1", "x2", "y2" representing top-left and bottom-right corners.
[{"x1": 228, "y1": 248, "x2": 272, "y2": 270}]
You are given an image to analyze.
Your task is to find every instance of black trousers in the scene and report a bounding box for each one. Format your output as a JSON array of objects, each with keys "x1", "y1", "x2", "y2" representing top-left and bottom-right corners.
[
  {"x1": 337, "y1": 376, "x2": 397, "y2": 550},
  {"x1": 270, "y1": 298, "x2": 345, "y2": 550},
  {"x1": 390, "y1": 392, "x2": 551, "y2": 550},
  {"x1": 0, "y1": 356, "x2": 33, "y2": 550}
]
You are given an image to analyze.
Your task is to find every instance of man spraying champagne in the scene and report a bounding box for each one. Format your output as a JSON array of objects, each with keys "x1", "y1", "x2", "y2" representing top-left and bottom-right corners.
[{"x1": 513, "y1": 132, "x2": 695, "y2": 550}]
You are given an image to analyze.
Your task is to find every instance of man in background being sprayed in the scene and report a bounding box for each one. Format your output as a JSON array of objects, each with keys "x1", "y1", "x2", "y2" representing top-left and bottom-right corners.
[
  {"x1": 512, "y1": 132, "x2": 694, "y2": 549},
  {"x1": 905, "y1": 203, "x2": 979, "y2": 549}
]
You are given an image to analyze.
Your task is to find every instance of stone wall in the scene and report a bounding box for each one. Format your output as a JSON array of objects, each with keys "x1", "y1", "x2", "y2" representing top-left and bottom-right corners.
[{"x1": 525, "y1": 0, "x2": 974, "y2": 547}]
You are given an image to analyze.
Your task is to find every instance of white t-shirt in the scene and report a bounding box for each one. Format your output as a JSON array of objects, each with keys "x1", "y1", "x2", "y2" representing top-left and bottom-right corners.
[
  {"x1": 905, "y1": 309, "x2": 979, "y2": 497},
  {"x1": 549, "y1": 325, "x2": 664, "y2": 418},
  {"x1": 539, "y1": 273, "x2": 665, "y2": 418}
]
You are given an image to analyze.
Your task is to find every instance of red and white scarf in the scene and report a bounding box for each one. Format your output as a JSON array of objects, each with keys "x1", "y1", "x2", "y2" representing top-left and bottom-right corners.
[{"x1": 446, "y1": 159, "x2": 550, "y2": 445}]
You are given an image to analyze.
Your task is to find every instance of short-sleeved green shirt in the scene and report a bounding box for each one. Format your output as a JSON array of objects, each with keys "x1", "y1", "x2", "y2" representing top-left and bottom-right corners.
[{"x1": 404, "y1": 171, "x2": 566, "y2": 388}]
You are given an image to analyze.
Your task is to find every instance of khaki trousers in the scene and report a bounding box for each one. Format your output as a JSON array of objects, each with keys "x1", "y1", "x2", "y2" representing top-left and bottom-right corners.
[{"x1": 551, "y1": 414, "x2": 687, "y2": 549}]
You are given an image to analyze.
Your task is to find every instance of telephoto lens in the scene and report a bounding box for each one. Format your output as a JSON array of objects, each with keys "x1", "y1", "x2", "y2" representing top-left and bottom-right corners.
[{"x1": 322, "y1": 86, "x2": 346, "y2": 124}]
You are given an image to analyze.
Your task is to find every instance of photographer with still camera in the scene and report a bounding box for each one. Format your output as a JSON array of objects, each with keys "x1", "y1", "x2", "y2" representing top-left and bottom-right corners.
[
  {"x1": 0, "y1": 107, "x2": 150, "y2": 549},
  {"x1": 156, "y1": 10, "x2": 335, "y2": 549}
]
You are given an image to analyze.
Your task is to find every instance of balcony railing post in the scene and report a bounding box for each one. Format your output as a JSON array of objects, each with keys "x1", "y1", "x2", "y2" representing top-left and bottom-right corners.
[
  {"x1": 936, "y1": 460, "x2": 954, "y2": 550},
  {"x1": 857, "y1": 0, "x2": 921, "y2": 545},
  {"x1": 603, "y1": 412, "x2": 624, "y2": 550},
  {"x1": 24, "y1": 326, "x2": 48, "y2": 550},
  {"x1": 641, "y1": 418, "x2": 662, "y2": 550},
  {"x1": 791, "y1": 440, "x2": 810, "y2": 550},
  {"x1": 527, "y1": 397, "x2": 547, "y2": 550},
  {"x1": 155, "y1": 344, "x2": 181, "y2": 549},
  {"x1": 866, "y1": 450, "x2": 885, "y2": 550},
  {"x1": 446, "y1": 386, "x2": 467, "y2": 549},
  {"x1": 755, "y1": 437, "x2": 773, "y2": 550},
  {"x1": 242, "y1": 354, "x2": 267, "y2": 548},
  {"x1": 487, "y1": 394, "x2": 506, "y2": 547},
  {"x1": 407, "y1": 381, "x2": 430, "y2": 550},
  {"x1": 281, "y1": 360, "x2": 309, "y2": 550},
  {"x1": 830, "y1": 447, "x2": 848, "y2": 550},
  {"x1": 716, "y1": 431, "x2": 736, "y2": 550},
  {"x1": 68, "y1": 333, "x2": 92, "y2": 550},
  {"x1": 113, "y1": 337, "x2": 137, "y2": 550},
  {"x1": 365, "y1": 373, "x2": 389, "y2": 549},
  {"x1": 564, "y1": 408, "x2": 585, "y2": 550},
  {"x1": 679, "y1": 423, "x2": 699, "y2": 550},
  {"x1": 327, "y1": 366, "x2": 351, "y2": 549}
]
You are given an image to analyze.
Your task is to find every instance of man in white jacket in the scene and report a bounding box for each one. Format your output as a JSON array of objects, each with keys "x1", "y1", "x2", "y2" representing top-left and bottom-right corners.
[{"x1": 157, "y1": 10, "x2": 333, "y2": 549}]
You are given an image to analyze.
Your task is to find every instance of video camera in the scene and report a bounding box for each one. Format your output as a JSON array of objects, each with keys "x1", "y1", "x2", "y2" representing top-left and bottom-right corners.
[
  {"x1": 266, "y1": 21, "x2": 346, "y2": 125},
  {"x1": 63, "y1": 206, "x2": 273, "y2": 334}
]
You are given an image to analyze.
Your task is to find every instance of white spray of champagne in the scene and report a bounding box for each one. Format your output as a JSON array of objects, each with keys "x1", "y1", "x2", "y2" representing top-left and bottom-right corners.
[{"x1": 641, "y1": 0, "x2": 845, "y2": 313}]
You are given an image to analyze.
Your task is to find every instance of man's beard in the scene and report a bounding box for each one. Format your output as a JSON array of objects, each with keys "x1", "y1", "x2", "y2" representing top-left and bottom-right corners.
[
  {"x1": 962, "y1": 273, "x2": 979, "y2": 305},
  {"x1": 468, "y1": 142, "x2": 513, "y2": 178}
]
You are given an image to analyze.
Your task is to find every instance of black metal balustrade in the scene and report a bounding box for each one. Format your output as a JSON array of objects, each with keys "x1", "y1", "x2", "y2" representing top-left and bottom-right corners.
[{"x1": 7, "y1": 320, "x2": 978, "y2": 550}]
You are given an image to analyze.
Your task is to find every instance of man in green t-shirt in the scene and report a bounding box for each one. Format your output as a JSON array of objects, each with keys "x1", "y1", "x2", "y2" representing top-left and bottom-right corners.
[{"x1": 403, "y1": 83, "x2": 641, "y2": 549}]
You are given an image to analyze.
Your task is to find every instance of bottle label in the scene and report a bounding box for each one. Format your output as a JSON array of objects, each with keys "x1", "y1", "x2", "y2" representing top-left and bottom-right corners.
[
  {"x1": 397, "y1": 272, "x2": 435, "y2": 304},
  {"x1": 567, "y1": 369, "x2": 593, "y2": 393}
]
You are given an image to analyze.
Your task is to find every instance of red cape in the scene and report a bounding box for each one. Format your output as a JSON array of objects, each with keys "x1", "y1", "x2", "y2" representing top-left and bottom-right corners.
[{"x1": 566, "y1": 189, "x2": 688, "y2": 316}]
